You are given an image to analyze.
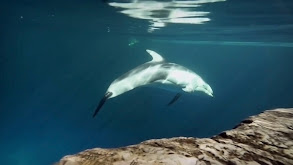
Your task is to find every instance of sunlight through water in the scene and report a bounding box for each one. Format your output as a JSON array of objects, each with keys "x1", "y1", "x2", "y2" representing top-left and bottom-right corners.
[
  {"x1": 151, "y1": 39, "x2": 293, "y2": 47},
  {"x1": 108, "y1": 0, "x2": 226, "y2": 32}
]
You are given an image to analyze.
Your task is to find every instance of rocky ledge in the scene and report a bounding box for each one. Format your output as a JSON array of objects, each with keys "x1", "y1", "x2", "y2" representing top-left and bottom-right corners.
[{"x1": 56, "y1": 108, "x2": 293, "y2": 165}]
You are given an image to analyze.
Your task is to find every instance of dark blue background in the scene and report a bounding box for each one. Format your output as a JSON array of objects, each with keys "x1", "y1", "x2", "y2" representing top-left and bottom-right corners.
[{"x1": 1, "y1": 0, "x2": 293, "y2": 164}]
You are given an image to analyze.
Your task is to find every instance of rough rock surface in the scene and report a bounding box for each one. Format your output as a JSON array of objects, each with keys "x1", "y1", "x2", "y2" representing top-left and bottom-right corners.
[{"x1": 56, "y1": 108, "x2": 293, "y2": 165}]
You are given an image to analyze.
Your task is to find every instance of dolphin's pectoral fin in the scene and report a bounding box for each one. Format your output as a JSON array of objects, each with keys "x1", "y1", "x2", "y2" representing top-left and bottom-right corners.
[
  {"x1": 92, "y1": 92, "x2": 112, "y2": 118},
  {"x1": 167, "y1": 93, "x2": 182, "y2": 106},
  {"x1": 182, "y1": 86, "x2": 193, "y2": 92}
]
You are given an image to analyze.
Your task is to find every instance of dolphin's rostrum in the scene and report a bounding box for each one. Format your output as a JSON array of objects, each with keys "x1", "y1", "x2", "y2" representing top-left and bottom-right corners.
[{"x1": 93, "y1": 49, "x2": 213, "y2": 117}]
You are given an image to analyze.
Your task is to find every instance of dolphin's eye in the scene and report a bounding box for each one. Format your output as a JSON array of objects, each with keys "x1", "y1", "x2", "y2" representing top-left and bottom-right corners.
[{"x1": 203, "y1": 85, "x2": 209, "y2": 90}]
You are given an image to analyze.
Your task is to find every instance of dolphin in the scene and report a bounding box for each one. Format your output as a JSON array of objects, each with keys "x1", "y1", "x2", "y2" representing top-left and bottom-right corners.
[{"x1": 93, "y1": 49, "x2": 213, "y2": 117}]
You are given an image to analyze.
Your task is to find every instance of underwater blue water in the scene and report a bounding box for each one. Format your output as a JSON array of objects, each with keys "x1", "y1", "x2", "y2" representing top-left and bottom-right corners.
[{"x1": 1, "y1": 0, "x2": 293, "y2": 164}]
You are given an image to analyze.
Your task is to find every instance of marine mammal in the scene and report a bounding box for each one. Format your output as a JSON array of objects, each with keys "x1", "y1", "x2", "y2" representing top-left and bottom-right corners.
[{"x1": 93, "y1": 49, "x2": 213, "y2": 117}]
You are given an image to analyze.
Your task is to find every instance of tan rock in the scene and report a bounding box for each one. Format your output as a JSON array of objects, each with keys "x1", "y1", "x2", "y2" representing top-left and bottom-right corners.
[{"x1": 56, "y1": 108, "x2": 293, "y2": 165}]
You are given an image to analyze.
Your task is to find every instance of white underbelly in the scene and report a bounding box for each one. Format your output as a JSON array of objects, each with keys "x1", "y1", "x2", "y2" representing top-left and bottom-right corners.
[{"x1": 166, "y1": 69, "x2": 195, "y2": 86}]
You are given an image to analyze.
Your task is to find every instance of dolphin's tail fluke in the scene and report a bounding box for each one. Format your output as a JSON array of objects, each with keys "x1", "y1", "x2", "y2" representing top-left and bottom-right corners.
[{"x1": 93, "y1": 92, "x2": 112, "y2": 118}]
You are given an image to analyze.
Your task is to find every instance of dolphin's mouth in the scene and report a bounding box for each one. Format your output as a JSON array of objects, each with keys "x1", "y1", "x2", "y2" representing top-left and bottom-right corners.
[{"x1": 205, "y1": 90, "x2": 213, "y2": 97}]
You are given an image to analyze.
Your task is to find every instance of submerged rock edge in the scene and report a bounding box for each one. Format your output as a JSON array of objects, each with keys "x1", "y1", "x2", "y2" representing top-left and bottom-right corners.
[{"x1": 56, "y1": 108, "x2": 293, "y2": 165}]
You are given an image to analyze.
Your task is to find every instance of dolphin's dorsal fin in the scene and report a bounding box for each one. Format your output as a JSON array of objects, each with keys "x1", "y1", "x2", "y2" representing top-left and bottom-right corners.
[{"x1": 146, "y1": 49, "x2": 164, "y2": 62}]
